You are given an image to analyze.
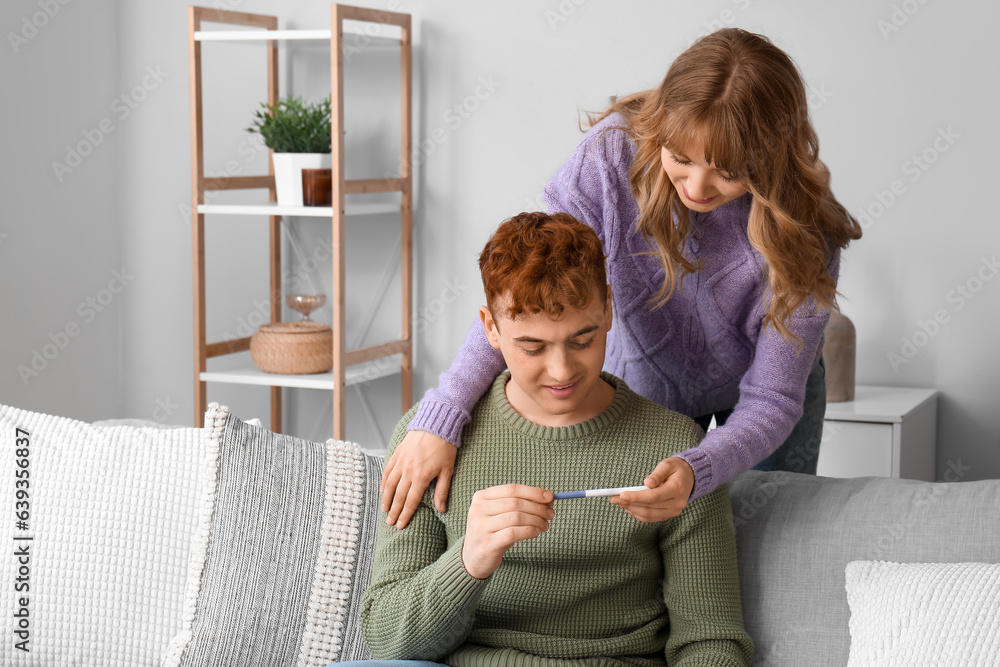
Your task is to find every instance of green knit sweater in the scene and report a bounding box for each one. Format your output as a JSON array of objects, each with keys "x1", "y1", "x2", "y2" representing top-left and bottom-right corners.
[{"x1": 361, "y1": 372, "x2": 753, "y2": 667}]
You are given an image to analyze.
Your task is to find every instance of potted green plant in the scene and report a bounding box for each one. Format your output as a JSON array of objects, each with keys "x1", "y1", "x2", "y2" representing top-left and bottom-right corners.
[{"x1": 247, "y1": 95, "x2": 332, "y2": 207}]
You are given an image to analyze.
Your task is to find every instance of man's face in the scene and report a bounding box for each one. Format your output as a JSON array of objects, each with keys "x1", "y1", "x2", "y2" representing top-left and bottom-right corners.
[{"x1": 480, "y1": 286, "x2": 613, "y2": 427}]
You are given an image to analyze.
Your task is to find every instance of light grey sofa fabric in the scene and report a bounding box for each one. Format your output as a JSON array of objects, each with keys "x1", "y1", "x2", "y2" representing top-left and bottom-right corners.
[{"x1": 728, "y1": 470, "x2": 1000, "y2": 667}]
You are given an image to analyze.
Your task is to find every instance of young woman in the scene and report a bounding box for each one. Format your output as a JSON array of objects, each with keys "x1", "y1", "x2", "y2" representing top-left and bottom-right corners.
[{"x1": 382, "y1": 28, "x2": 862, "y2": 529}]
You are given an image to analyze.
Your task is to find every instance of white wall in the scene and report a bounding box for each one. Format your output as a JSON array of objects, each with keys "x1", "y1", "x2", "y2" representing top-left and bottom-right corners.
[
  {"x1": 0, "y1": 0, "x2": 121, "y2": 421},
  {"x1": 2, "y1": 1, "x2": 998, "y2": 480}
]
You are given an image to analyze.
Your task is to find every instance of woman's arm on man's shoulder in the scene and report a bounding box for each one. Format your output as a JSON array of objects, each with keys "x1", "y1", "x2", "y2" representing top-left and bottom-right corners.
[{"x1": 382, "y1": 318, "x2": 505, "y2": 528}]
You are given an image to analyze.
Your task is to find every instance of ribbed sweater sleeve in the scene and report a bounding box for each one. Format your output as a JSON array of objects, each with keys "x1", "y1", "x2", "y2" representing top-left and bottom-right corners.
[
  {"x1": 660, "y1": 485, "x2": 754, "y2": 666},
  {"x1": 361, "y1": 409, "x2": 490, "y2": 659},
  {"x1": 406, "y1": 319, "x2": 507, "y2": 446},
  {"x1": 676, "y1": 252, "x2": 838, "y2": 500}
]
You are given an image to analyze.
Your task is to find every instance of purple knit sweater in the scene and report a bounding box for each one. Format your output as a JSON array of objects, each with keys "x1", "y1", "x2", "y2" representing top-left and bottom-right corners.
[{"x1": 409, "y1": 113, "x2": 837, "y2": 500}]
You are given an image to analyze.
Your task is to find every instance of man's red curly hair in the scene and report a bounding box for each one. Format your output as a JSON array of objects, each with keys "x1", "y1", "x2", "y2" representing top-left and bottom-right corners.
[{"x1": 479, "y1": 211, "x2": 607, "y2": 320}]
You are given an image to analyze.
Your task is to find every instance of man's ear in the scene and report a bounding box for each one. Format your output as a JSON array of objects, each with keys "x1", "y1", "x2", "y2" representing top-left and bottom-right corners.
[{"x1": 479, "y1": 305, "x2": 502, "y2": 350}]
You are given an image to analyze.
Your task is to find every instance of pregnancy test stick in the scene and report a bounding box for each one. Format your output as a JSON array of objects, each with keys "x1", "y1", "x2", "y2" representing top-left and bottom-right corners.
[{"x1": 553, "y1": 485, "x2": 650, "y2": 500}]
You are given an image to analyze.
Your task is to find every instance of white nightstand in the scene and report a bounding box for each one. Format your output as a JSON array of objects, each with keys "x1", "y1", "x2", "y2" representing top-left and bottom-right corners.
[{"x1": 817, "y1": 386, "x2": 938, "y2": 481}]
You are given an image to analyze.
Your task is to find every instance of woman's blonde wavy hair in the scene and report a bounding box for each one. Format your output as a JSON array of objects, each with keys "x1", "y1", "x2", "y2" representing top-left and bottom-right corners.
[{"x1": 593, "y1": 28, "x2": 862, "y2": 348}]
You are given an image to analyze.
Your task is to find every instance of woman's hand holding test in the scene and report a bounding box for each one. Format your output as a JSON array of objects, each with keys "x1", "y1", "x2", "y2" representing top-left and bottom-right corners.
[
  {"x1": 610, "y1": 456, "x2": 695, "y2": 522},
  {"x1": 381, "y1": 429, "x2": 457, "y2": 528}
]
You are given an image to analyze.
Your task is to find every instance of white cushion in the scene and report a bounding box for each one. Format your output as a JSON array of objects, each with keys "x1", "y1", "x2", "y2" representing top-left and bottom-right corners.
[
  {"x1": 846, "y1": 560, "x2": 1000, "y2": 666},
  {"x1": 0, "y1": 403, "x2": 207, "y2": 666}
]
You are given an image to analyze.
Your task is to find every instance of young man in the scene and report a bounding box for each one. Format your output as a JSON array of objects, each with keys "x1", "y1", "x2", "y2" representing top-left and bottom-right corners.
[{"x1": 360, "y1": 212, "x2": 752, "y2": 667}]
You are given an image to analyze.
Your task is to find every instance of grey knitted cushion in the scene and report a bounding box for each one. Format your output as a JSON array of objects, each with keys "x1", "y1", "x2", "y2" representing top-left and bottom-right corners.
[{"x1": 163, "y1": 403, "x2": 381, "y2": 667}]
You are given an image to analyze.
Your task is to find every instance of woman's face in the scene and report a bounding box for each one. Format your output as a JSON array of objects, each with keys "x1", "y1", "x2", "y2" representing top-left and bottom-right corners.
[{"x1": 660, "y1": 134, "x2": 748, "y2": 212}]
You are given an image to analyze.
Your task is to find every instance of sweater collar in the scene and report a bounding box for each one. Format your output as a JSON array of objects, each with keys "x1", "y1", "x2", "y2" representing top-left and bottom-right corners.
[
  {"x1": 489, "y1": 371, "x2": 631, "y2": 441},
  {"x1": 690, "y1": 191, "x2": 753, "y2": 232}
]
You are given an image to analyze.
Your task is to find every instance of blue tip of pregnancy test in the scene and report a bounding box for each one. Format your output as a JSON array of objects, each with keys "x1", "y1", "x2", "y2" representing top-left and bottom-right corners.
[{"x1": 552, "y1": 490, "x2": 587, "y2": 500}]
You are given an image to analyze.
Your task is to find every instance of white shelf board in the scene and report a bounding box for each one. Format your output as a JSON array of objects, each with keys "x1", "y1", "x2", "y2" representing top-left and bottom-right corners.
[
  {"x1": 824, "y1": 385, "x2": 938, "y2": 423},
  {"x1": 195, "y1": 29, "x2": 331, "y2": 41},
  {"x1": 194, "y1": 21, "x2": 402, "y2": 44},
  {"x1": 202, "y1": 354, "x2": 402, "y2": 390},
  {"x1": 198, "y1": 202, "x2": 400, "y2": 217}
]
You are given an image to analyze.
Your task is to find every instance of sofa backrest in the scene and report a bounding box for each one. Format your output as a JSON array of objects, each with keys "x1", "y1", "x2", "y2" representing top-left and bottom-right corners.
[{"x1": 728, "y1": 470, "x2": 1000, "y2": 667}]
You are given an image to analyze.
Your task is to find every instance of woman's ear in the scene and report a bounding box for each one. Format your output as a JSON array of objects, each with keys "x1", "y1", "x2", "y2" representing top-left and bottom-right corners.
[{"x1": 479, "y1": 305, "x2": 502, "y2": 350}]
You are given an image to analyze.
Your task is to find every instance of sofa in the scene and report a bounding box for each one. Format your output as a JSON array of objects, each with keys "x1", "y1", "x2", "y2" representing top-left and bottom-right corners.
[{"x1": 2, "y1": 401, "x2": 998, "y2": 666}]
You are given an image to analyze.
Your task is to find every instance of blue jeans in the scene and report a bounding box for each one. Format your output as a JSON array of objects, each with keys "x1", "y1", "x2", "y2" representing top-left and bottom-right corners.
[
  {"x1": 332, "y1": 662, "x2": 448, "y2": 667},
  {"x1": 692, "y1": 356, "x2": 826, "y2": 475}
]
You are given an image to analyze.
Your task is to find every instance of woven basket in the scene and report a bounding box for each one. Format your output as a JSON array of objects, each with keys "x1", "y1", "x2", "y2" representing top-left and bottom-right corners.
[{"x1": 250, "y1": 321, "x2": 333, "y2": 374}]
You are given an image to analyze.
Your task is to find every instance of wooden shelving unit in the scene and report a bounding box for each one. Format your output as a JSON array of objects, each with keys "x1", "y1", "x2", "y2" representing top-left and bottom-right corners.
[{"x1": 187, "y1": 5, "x2": 413, "y2": 438}]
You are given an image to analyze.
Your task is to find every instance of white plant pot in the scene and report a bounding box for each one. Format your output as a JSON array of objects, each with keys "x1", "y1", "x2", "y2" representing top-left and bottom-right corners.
[{"x1": 271, "y1": 153, "x2": 332, "y2": 207}]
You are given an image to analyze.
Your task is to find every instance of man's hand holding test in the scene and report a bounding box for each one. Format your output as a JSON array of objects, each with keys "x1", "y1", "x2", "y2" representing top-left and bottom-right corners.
[{"x1": 463, "y1": 484, "x2": 554, "y2": 579}]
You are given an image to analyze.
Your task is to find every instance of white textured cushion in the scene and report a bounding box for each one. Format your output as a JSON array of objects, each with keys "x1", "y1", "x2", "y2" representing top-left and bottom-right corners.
[
  {"x1": 846, "y1": 560, "x2": 1000, "y2": 666},
  {"x1": 0, "y1": 403, "x2": 207, "y2": 666}
]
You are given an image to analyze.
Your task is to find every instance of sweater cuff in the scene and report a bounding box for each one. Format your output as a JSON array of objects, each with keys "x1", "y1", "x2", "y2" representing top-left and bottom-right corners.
[
  {"x1": 677, "y1": 447, "x2": 714, "y2": 502},
  {"x1": 435, "y1": 539, "x2": 490, "y2": 605},
  {"x1": 408, "y1": 402, "x2": 471, "y2": 448}
]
